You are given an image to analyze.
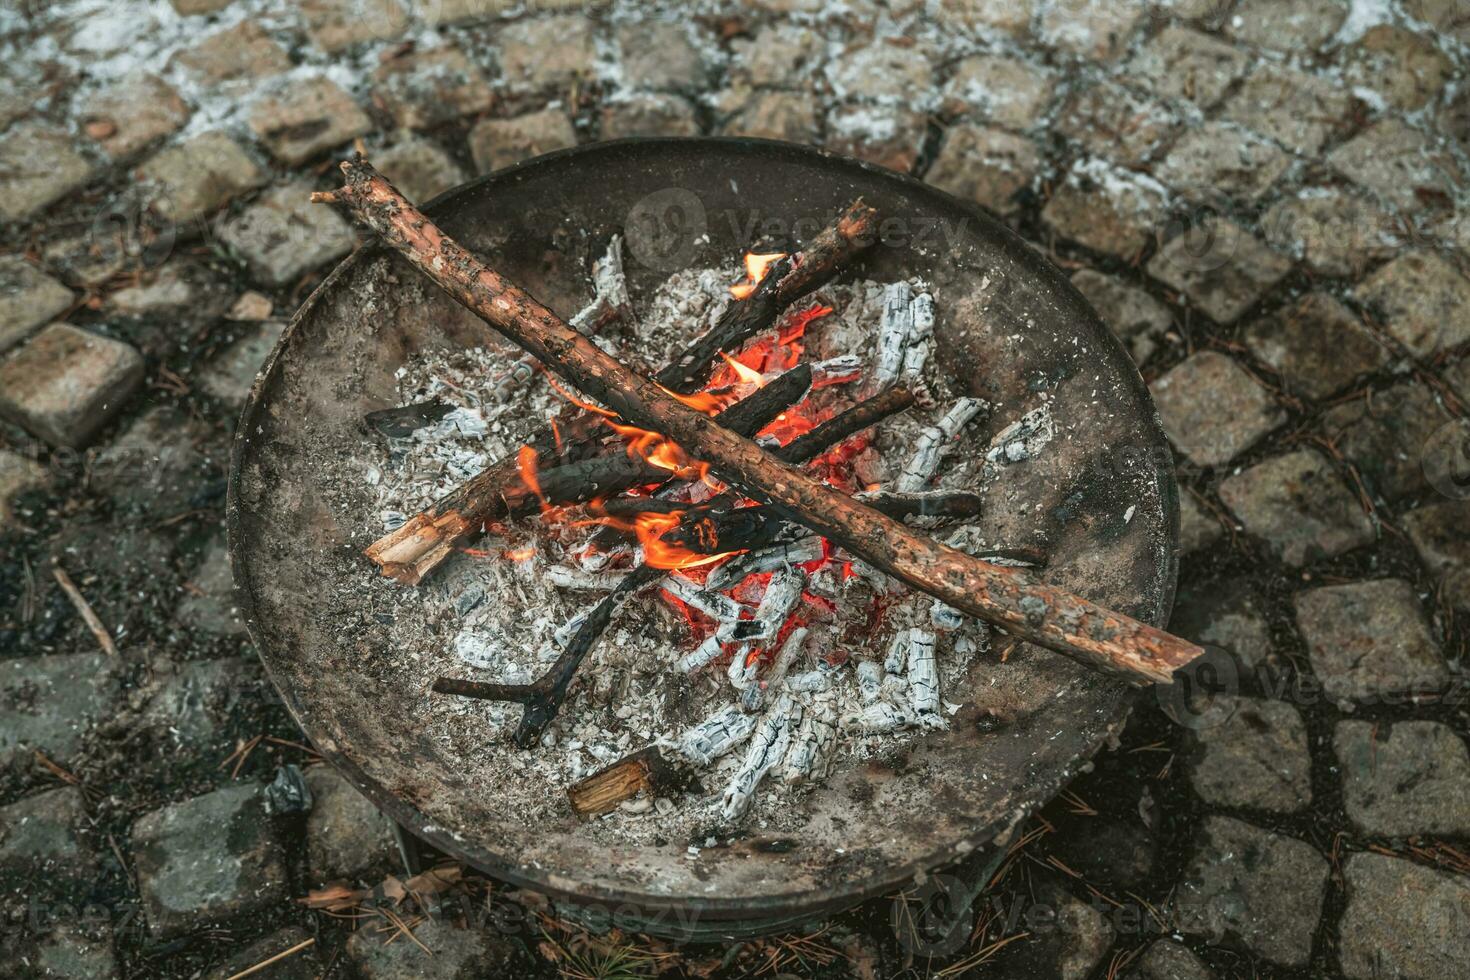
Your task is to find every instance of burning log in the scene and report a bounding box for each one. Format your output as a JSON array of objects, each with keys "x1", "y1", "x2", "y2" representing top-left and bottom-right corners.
[
  {"x1": 677, "y1": 703, "x2": 757, "y2": 766},
  {"x1": 722, "y1": 692, "x2": 800, "y2": 820},
  {"x1": 895, "y1": 396, "x2": 987, "y2": 492},
  {"x1": 873, "y1": 282, "x2": 935, "y2": 390},
  {"x1": 780, "y1": 690, "x2": 838, "y2": 783},
  {"x1": 497, "y1": 363, "x2": 813, "y2": 516},
  {"x1": 319, "y1": 156, "x2": 1204, "y2": 686},
  {"x1": 704, "y1": 536, "x2": 824, "y2": 591},
  {"x1": 718, "y1": 564, "x2": 805, "y2": 647},
  {"x1": 565, "y1": 745, "x2": 686, "y2": 818},
  {"x1": 362, "y1": 198, "x2": 880, "y2": 585}
]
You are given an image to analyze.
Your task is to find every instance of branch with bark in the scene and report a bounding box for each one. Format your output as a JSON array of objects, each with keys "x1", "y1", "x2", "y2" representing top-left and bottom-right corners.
[{"x1": 317, "y1": 157, "x2": 1203, "y2": 689}]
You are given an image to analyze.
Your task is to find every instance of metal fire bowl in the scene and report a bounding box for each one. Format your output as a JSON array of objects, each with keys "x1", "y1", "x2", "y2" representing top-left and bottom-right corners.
[{"x1": 228, "y1": 138, "x2": 1179, "y2": 936}]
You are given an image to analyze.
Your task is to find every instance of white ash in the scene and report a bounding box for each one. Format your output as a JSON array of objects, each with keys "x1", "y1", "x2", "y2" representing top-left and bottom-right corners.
[
  {"x1": 985, "y1": 403, "x2": 1056, "y2": 466},
  {"x1": 364, "y1": 264, "x2": 1061, "y2": 842}
]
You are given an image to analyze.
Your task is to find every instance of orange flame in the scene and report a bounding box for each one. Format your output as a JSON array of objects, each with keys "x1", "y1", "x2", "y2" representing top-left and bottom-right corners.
[
  {"x1": 729, "y1": 251, "x2": 788, "y2": 300},
  {"x1": 719, "y1": 351, "x2": 766, "y2": 387},
  {"x1": 517, "y1": 445, "x2": 545, "y2": 504},
  {"x1": 590, "y1": 508, "x2": 737, "y2": 570},
  {"x1": 502, "y1": 545, "x2": 535, "y2": 561}
]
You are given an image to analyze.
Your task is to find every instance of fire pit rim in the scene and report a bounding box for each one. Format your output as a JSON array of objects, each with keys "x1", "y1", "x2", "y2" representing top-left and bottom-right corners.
[{"x1": 226, "y1": 136, "x2": 1181, "y2": 924}]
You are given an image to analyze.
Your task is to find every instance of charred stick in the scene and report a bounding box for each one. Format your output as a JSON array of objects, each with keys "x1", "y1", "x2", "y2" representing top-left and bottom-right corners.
[
  {"x1": 433, "y1": 564, "x2": 660, "y2": 747},
  {"x1": 319, "y1": 158, "x2": 1203, "y2": 684},
  {"x1": 364, "y1": 201, "x2": 879, "y2": 586}
]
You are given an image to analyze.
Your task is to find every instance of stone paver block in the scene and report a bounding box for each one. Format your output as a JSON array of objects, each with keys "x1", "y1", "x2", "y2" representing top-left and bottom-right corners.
[
  {"x1": 374, "y1": 138, "x2": 468, "y2": 204},
  {"x1": 468, "y1": 109, "x2": 577, "y2": 174},
  {"x1": 81, "y1": 73, "x2": 190, "y2": 160},
  {"x1": 729, "y1": 24, "x2": 823, "y2": 88},
  {"x1": 498, "y1": 15, "x2": 596, "y2": 91},
  {"x1": 1356, "y1": 250, "x2": 1470, "y2": 359},
  {"x1": 0, "y1": 122, "x2": 97, "y2": 223},
  {"x1": 942, "y1": 54, "x2": 1054, "y2": 130},
  {"x1": 1335, "y1": 720, "x2": 1470, "y2": 837},
  {"x1": 1188, "y1": 698, "x2": 1311, "y2": 813},
  {"x1": 1319, "y1": 381, "x2": 1453, "y2": 501},
  {"x1": 1176, "y1": 816, "x2": 1327, "y2": 965},
  {"x1": 1126, "y1": 26, "x2": 1249, "y2": 108},
  {"x1": 0, "y1": 448, "x2": 48, "y2": 523},
  {"x1": 1339, "y1": 853, "x2": 1470, "y2": 980},
  {"x1": 925, "y1": 124, "x2": 1040, "y2": 214},
  {"x1": 305, "y1": 765, "x2": 397, "y2": 883},
  {"x1": 199, "y1": 320, "x2": 286, "y2": 406},
  {"x1": 132, "y1": 783, "x2": 288, "y2": 938},
  {"x1": 1129, "y1": 939, "x2": 1215, "y2": 980},
  {"x1": 717, "y1": 89, "x2": 821, "y2": 143},
  {"x1": 219, "y1": 183, "x2": 355, "y2": 287},
  {"x1": 826, "y1": 40, "x2": 935, "y2": 105},
  {"x1": 0, "y1": 324, "x2": 144, "y2": 448},
  {"x1": 1148, "y1": 219, "x2": 1291, "y2": 324},
  {"x1": 1151, "y1": 351, "x2": 1282, "y2": 466},
  {"x1": 1039, "y1": 0, "x2": 1147, "y2": 61},
  {"x1": 1244, "y1": 293, "x2": 1388, "y2": 401},
  {"x1": 1220, "y1": 62, "x2": 1350, "y2": 155},
  {"x1": 1070, "y1": 269, "x2": 1171, "y2": 365},
  {"x1": 142, "y1": 659, "x2": 267, "y2": 751},
  {"x1": 1341, "y1": 25, "x2": 1452, "y2": 112},
  {"x1": 1294, "y1": 579, "x2": 1448, "y2": 704},
  {"x1": 1403, "y1": 499, "x2": 1470, "y2": 614},
  {"x1": 1262, "y1": 188, "x2": 1395, "y2": 278},
  {"x1": 96, "y1": 405, "x2": 216, "y2": 520},
  {"x1": 1328, "y1": 119, "x2": 1462, "y2": 213},
  {"x1": 1179, "y1": 491, "x2": 1224, "y2": 555},
  {"x1": 302, "y1": 0, "x2": 409, "y2": 53},
  {"x1": 373, "y1": 45, "x2": 493, "y2": 130},
  {"x1": 177, "y1": 538, "x2": 246, "y2": 636},
  {"x1": 24, "y1": 924, "x2": 119, "y2": 979},
  {"x1": 1042, "y1": 158, "x2": 1168, "y2": 259},
  {"x1": 826, "y1": 104, "x2": 927, "y2": 174},
  {"x1": 996, "y1": 879, "x2": 1114, "y2": 980},
  {"x1": 0, "y1": 654, "x2": 120, "y2": 768},
  {"x1": 618, "y1": 20, "x2": 709, "y2": 91},
  {"x1": 1169, "y1": 578, "x2": 1272, "y2": 670},
  {"x1": 1218, "y1": 450, "x2": 1374, "y2": 565},
  {"x1": 347, "y1": 915, "x2": 528, "y2": 978},
  {"x1": 135, "y1": 132, "x2": 268, "y2": 224},
  {"x1": 0, "y1": 787, "x2": 92, "y2": 885},
  {"x1": 1404, "y1": 0, "x2": 1470, "y2": 39},
  {"x1": 933, "y1": 0, "x2": 1037, "y2": 35},
  {"x1": 0, "y1": 258, "x2": 73, "y2": 353},
  {"x1": 1056, "y1": 78, "x2": 1179, "y2": 167},
  {"x1": 174, "y1": 20, "x2": 292, "y2": 84},
  {"x1": 1226, "y1": 0, "x2": 1347, "y2": 52},
  {"x1": 1156, "y1": 122, "x2": 1290, "y2": 203},
  {"x1": 108, "y1": 264, "x2": 210, "y2": 317},
  {"x1": 601, "y1": 94, "x2": 700, "y2": 139},
  {"x1": 249, "y1": 77, "x2": 371, "y2": 166},
  {"x1": 41, "y1": 232, "x2": 135, "y2": 290}
]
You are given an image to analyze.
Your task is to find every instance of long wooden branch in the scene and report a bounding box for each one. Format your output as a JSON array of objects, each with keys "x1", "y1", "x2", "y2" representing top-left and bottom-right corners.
[
  {"x1": 316, "y1": 158, "x2": 1203, "y2": 685},
  {"x1": 364, "y1": 197, "x2": 881, "y2": 585}
]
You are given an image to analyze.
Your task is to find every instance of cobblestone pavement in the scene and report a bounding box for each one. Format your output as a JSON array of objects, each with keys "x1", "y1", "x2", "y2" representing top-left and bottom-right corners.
[{"x1": 2, "y1": 0, "x2": 1469, "y2": 977}]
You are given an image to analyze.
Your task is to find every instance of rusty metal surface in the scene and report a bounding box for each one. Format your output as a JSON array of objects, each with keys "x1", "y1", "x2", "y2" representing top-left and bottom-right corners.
[{"x1": 227, "y1": 138, "x2": 1180, "y2": 928}]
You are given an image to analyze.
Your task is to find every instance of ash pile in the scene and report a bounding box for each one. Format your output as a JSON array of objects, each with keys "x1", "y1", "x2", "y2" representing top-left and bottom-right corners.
[{"x1": 364, "y1": 237, "x2": 1055, "y2": 840}]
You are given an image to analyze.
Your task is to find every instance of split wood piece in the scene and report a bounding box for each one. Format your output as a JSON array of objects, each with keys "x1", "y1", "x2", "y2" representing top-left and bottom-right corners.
[
  {"x1": 362, "y1": 198, "x2": 880, "y2": 586},
  {"x1": 318, "y1": 158, "x2": 1203, "y2": 684},
  {"x1": 565, "y1": 745, "x2": 687, "y2": 817},
  {"x1": 432, "y1": 388, "x2": 915, "y2": 742},
  {"x1": 499, "y1": 363, "x2": 812, "y2": 516}
]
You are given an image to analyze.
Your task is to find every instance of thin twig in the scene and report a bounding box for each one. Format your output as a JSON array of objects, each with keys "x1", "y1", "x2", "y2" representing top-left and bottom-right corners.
[
  {"x1": 223, "y1": 937, "x2": 316, "y2": 980},
  {"x1": 51, "y1": 559, "x2": 117, "y2": 656}
]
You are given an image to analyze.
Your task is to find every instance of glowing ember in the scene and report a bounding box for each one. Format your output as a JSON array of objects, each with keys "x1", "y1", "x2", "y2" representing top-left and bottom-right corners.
[
  {"x1": 728, "y1": 251, "x2": 788, "y2": 300},
  {"x1": 719, "y1": 351, "x2": 766, "y2": 387}
]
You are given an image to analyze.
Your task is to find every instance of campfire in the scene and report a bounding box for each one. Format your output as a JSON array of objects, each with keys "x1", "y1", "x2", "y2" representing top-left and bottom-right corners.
[{"x1": 317, "y1": 157, "x2": 1203, "y2": 829}]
